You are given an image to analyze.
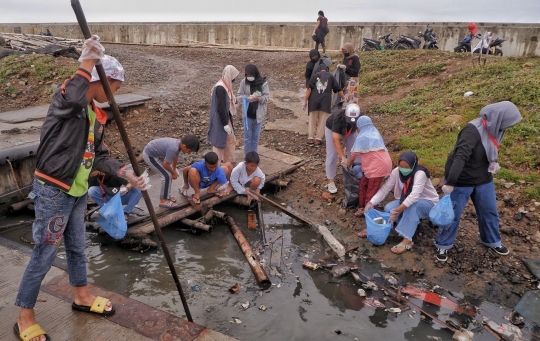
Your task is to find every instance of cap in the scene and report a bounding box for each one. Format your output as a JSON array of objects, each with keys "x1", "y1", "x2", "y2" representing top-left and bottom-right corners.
[
  {"x1": 90, "y1": 55, "x2": 125, "y2": 82},
  {"x1": 345, "y1": 103, "x2": 361, "y2": 123},
  {"x1": 467, "y1": 23, "x2": 477, "y2": 35}
]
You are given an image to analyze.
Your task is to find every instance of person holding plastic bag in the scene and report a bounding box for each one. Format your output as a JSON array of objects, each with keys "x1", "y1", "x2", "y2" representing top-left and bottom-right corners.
[
  {"x1": 434, "y1": 101, "x2": 522, "y2": 262},
  {"x1": 237, "y1": 64, "x2": 269, "y2": 155},
  {"x1": 359, "y1": 152, "x2": 439, "y2": 255},
  {"x1": 312, "y1": 10, "x2": 329, "y2": 53},
  {"x1": 14, "y1": 36, "x2": 146, "y2": 341},
  {"x1": 347, "y1": 116, "x2": 392, "y2": 217}
]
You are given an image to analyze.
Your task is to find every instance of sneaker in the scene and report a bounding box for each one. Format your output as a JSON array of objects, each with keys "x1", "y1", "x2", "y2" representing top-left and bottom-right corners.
[
  {"x1": 327, "y1": 182, "x2": 338, "y2": 194},
  {"x1": 436, "y1": 248, "x2": 448, "y2": 262},
  {"x1": 491, "y1": 245, "x2": 509, "y2": 255}
]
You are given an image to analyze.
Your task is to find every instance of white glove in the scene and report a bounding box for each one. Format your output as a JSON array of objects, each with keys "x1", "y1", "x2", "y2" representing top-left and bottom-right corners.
[
  {"x1": 78, "y1": 35, "x2": 105, "y2": 63},
  {"x1": 339, "y1": 64, "x2": 347, "y2": 70},
  {"x1": 122, "y1": 170, "x2": 145, "y2": 190},
  {"x1": 442, "y1": 185, "x2": 454, "y2": 195},
  {"x1": 389, "y1": 210, "x2": 399, "y2": 222},
  {"x1": 224, "y1": 125, "x2": 233, "y2": 135},
  {"x1": 340, "y1": 156, "x2": 348, "y2": 167},
  {"x1": 119, "y1": 185, "x2": 128, "y2": 196}
]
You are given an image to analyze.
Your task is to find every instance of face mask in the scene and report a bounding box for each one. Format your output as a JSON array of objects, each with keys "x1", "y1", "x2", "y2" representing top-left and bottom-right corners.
[
  {"x1": 247, "y1": 77, "x2": 255, "y2": 81},
  {"x1": 311, "y1": 57, "x2": 319, "y2": 62},
  {"x1": 343, "y1": 52, "x2": 350, "y2": 57},
  {"x1": 399, "y1": 167, "x2": 413, "y2": 176}
]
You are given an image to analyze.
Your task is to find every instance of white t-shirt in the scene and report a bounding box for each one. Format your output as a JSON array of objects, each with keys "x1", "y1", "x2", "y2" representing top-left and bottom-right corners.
[{"x1": 230, "y1": 162, "x2": 265, "y2": 194}]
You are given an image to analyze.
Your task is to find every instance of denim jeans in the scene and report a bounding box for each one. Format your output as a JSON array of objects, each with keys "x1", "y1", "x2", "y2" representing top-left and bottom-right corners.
[
  {"x1": 434, "y1": 180, "x2": 501, "y2": 250},
  {"x1": 243, "y1": 117, "x2": 263, "y2": 155},
  {"x1": 15, "y1": 180, "x2": 88, "y2": 309},
  {"x1": 87, "y1": 186, "x2": 142, "y2": 215},
  {"x1": 385, "y1": 199, "x2": 434, "y2": 241}
]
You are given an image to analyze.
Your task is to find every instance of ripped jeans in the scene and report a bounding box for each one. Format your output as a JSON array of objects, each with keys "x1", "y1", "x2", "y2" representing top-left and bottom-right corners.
[{"x1": 15, "y1": 179, "x2": 88, "y2": 309}]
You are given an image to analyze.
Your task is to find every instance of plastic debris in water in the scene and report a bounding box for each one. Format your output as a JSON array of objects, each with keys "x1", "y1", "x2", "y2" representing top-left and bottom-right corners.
[
  {"x1": 363, "y1": 297, "x2": 386, "y2": 308},
  {"x1": 385, "y1": 308, "x2": 401, "y2": 314},
  {"x1": 230, "y1": 318, "x2": 242, "y2": 324},
  {"x1": 362, "y1": 281, "x2": 379, "y2": 290},
  {"x1": 385, "y1": 275, "x2": 398, "y2": 286},
  {"x1": 486, "y1": 321, "x2": 523, "y2": 340},
  {"x1": 357, "y1": 289, "x2": 366, "y2": 297},
  {"x1": 241, "y1": 301, "x2": 250, "y2": 310},
  {"x1": 427, "y1": 336, "x2": 442, "y2": 341},
  {"x1": 191, "y1": 285, "x2": 200, "y2": 292},
  {"x1": 452, "y1": 329, "x2": 474, "y2": 341},
  {"x1": 259, "y1": 305, "x2": 267, "y2": 311},
  {"x1": 331, "y1": 265, "x2": 351, "y2": 277}
]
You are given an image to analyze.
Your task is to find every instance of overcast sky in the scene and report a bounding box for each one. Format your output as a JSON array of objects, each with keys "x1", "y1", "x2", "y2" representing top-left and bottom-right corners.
[{"x1": 1, "y1": 0, "x2": 538, "y2": 23}]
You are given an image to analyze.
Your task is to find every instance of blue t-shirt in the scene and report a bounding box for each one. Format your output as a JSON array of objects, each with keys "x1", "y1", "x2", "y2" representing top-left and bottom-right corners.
[{"x1": 191, "y1": 160, "x2": 227, "y2": 189}]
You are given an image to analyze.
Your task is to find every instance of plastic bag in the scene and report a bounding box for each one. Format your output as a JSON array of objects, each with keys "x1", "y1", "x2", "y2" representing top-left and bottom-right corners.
[
  {"x1": 429, "y1": 194, "x2": 454, "y2": 226},
  {"x1": 94, "y1": 193, "x2": 127, "y2": 240},
  {"x1": 342, "y1": 166, "x2": 360, "y2": 208},
  {"x1": 331, "y1": 265, "x2": 351, "y2": 277},
  {"x1": 365, "y1": 209, "x2": 392, "y2": 246},
  {"x1": 142, "y1": 169, "x2": 151, "y2": 190}
]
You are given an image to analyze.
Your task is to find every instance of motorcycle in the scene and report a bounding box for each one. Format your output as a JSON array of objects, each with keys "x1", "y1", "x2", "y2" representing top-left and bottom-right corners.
[
  {"x1": 473, "y1": 37, "x2": 505, "y2": 56},
  {"x1": 393, "y1": 34, "x2": 421, "y2": 50},
  {"x1": 419, "y1": 27, "x2": 438, "y2": 50},
  {"x1": 360, "y1": 33, "x2": 395, "y2": 51},
  {"x1": 454, "y1": 32, "x2": 481, "y2": 52}
]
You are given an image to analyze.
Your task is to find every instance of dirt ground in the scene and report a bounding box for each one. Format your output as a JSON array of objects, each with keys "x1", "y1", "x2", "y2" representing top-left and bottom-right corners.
[{"x1": 2, "y1": 44, "x2": 539, "y2": 310}]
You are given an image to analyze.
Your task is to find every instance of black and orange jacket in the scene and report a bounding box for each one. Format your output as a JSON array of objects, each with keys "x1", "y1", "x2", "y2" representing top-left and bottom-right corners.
[{"x1": 34, "y1": 69, "x2": 126, "y2": 192}]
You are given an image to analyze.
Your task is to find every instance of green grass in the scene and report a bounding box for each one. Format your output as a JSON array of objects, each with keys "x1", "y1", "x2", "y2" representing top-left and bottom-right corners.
[
  {"x1": 358, "y1": 50, "x2": 540, "y2": 199},
  {"x1": 0, "y1": 54, "x2": 77, "y2": 84}
]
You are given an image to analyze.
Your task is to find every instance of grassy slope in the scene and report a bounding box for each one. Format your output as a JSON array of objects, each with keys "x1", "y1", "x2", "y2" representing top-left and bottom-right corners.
[{"x1": 357, "y1": 50, "x2": 540, "y2": 198}]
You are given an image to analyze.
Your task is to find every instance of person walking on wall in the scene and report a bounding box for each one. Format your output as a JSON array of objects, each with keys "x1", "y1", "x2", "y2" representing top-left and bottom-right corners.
[
  {"x1": 208, "y1": 65, "x2": 240, "y2": 165},
  {"x1": 313, "y1": 10, "x2": 329, "y2": 53},
  {"x1": 237, "y1": 64, "x2": 270, "y2": 155}
]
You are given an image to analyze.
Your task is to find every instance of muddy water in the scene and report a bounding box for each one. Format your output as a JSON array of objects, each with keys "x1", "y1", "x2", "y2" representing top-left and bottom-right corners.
[{"x1": 0, "y1": 207, "x2": 529, "y2": 341}]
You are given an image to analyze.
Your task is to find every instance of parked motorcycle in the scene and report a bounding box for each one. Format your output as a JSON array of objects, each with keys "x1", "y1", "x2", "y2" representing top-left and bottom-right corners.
[
  {"x1": 393, "y1": 34, "x2": 421, "y2": 50},
  {"x1": 419, "y1": 27, "x2": 439, "y2": 49},
  {"x1": 473, "y1": 37, "x2": 505, "y2": 56},
  {"x1": 360, "y1": 33, "x2": 395, "y2": 51},
  {"x1": 454, "y1": 32, "x2": 481, "y2": 52}
]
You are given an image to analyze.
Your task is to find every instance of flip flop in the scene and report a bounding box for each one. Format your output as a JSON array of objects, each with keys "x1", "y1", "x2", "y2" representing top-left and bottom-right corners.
[
  {"x1": 14, "y1": 323, "x2": 51, "y2": 341},
  {"x1": 72, "y1": 296, "x2": 115, "y2": 316},
  {"x1": 191, "y1": 196, "x2": 201, "y2": 204},
  {"x1": 354, "y1": 209, "x2": 365, "y2": 217},
  {"x1": 391, "y1": 242, "x2": 414, "y2": 255},
  {"x1": 357, "y1": 230, "x2": 367, "y2": 238},
  {"x1": 159, "y1": 200, "x2": 178, "y2": 209},
  {"x1": 170, "y1": 197, "x2": 177, "y2": 203}
]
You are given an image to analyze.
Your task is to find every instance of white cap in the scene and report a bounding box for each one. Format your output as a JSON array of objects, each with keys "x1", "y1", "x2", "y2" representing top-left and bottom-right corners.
[{"x1": 345, "y1": 104, "x2": 361, "y2": 123}]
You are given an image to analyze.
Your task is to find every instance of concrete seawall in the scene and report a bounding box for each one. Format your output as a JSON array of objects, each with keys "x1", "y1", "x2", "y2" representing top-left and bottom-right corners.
[{"x1": 1, "y1": 22, "x2": 539, "y2": 57}]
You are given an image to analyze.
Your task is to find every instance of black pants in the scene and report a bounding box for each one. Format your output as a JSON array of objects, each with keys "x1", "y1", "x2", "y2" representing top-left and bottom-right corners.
[{"x1": 315, "y1": 39, "x2": 325, "y2": 51}]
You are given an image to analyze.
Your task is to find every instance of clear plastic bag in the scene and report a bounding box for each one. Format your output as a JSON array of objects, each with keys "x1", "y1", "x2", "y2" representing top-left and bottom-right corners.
[{"x1": 142, "y1": 169, "x2": 151, "y2": 190}]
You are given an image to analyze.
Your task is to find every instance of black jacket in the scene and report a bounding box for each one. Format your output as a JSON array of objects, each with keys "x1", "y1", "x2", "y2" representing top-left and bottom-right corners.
[
  {"x1": 89, "y1": 173, "x2": 128, "y2": 197},
  {"x1": 444, "y1": 124, "x2": 493, "y2": 187},
  {"x1": 34, "y1": 70, "x2": 125, "y2": 192},
  {"x1": 343, "y1": 55, "x2": 361, "y2": 77}
]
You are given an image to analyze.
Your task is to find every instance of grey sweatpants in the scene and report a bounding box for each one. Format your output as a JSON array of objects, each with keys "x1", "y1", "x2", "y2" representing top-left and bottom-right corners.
[
  {"x1": 143, "y1": 151, "x2": 172, "y2": 200},
  {"x1": 325, "y1": 127, "x2": 359, "y2": 180}
]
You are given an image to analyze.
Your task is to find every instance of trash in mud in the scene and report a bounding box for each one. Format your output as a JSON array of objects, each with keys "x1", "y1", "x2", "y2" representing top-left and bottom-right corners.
[
  {"x1": 362, "y1": 281, "x2": 379, "y2": 291},
  {"x1": 259, "y1": 305, "x2": 267, "y2": 311},
  {"x1": 363, "y1": 297, "x2": 386, "y2": 308},
  {"x1": 513, "y1": 290, "x2": 540, "y2": 327},
  {"x1": 452, "y1": 328, "x2": 474, "y2": 341},
  {"x1": 446, "y1": 317, "x2": 463, "y2": 330},
  {"x1": 331, "y1": 265, "x2": 351, "y2": 277},
  {"x1": 464, "y1": 91, "x2": 474, "y2": 97},
  {"x1": 229, "y1": 283, "x2": 241, "y2": 294},
  {"x1": 230, "y1": 318, "x2": 242, "y2": 324},
  {"x1": 402, "y1": 285, "x2": 476, "y2": 316},
  {"x1": 303, "y1": 261, "x2": 318, "y2": 270},
  {"x1": 509, "y1": 311, "x2": 525, "y2": 326},
  {"x1": 241, "y1": 301, "x2": 250, "y2": 310},
  {"x1": 486, "y1": 321, "x2": 523, "y2": 340},
  {"x1": 191, "y1": 285, "x2": 200, "y2": 292},
  {"x1": 334, "y1": 329, "x2": 342, "y2": 335},
  {"x1": 384, "y1": 274, "x2": 398, "y2": 286},
  {"x1": 427, "y1": 336, "x2": 442, "y2": 341},
  {"x1": 385, "y1": 308, "x2": 401, "y2": 313},
  {"x1": 357, "y1": 289, "x2": 366, "y2": 297}
]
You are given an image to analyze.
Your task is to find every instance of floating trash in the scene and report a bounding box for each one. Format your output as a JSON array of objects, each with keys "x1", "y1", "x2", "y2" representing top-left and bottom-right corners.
[
  {"x1": 385, "y1": 308, "x2": 402, "y2": 313},
  {"x1": 241, "y1": 301, "x2": 250, "y2": 310},
  {"x1": 259, "y1": 305, "x2": 267, "y2": 311},
  {"x1": 364, "y1": 297, "x2": 386, "y2": 308},
  {"x1": 357, "y1": 289, "x2": 366, "y2": 297}
]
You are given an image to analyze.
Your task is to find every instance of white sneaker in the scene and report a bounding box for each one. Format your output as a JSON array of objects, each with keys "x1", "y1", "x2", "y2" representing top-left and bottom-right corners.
[{"x1": 327, "y1": 182, "x2": 338, "y2": 194}]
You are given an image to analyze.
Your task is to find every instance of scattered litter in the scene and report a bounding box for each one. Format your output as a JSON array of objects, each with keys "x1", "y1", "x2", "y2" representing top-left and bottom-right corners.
[
  {"x1": 427, "y1": 336, "x2": 442, "y2": 341},
  {"x1": 230, "y1": 318, "x2": 242, "y2": 324},
  {"x1": 334, "y1": 329, "x2": 342, "y2": 335},
  {"x1": 363, "y1": 297, "x2": 386, "y2": 308},
  {"x1": 362, "y1": 281, "x2": 379, "y2": 291},
  {"x1": 331, "y1": 265, "x2": 351, "y2": 277},
  {"x1": 486, "y1": 321, "x2": 523, "y2": 340},
  {"x1": 452, "y1": 329, "x2": 474, "y2": 341},
  {"x1": 128, "y1": 257, "x2": 134, "y2": 261},
  {"x1": 464, "y1": 91, "x2": 474, "y2": 97},
  {"x1": 385, "y1": 308, "x2": 401, "y2": 313},
  {"x1": 408, "y1": 314, "x2": 414, "y2": 319},
  {"x1": 277, "y1": 283, "x2": 282, "y2": 288},
  {"x1": 241, "y1": 301, "x2": 250, "y2": 310},
  {"x1": 357, "y1": 289, "x2": 366, "y2": 297},
  {"x1": 385, "y1": 275, "x2": 398, "y2": 286},
  {"x1": 259, "y1": 305, "x2": 267, "y2": 311},
  {"x1": 191, "y1": 285, "x2": 200, "y2": 292},
  {"x1": 229, "y1": 283, "x2": 241, "y2": 294}
]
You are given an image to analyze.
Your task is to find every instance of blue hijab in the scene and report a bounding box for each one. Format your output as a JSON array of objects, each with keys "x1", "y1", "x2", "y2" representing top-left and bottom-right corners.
[{"x1": 351, "y1": 116, "x2": 387, "y2": 153}]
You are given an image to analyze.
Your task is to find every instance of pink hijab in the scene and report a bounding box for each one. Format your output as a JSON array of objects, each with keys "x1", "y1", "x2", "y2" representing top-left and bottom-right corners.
[{"x1": 213, "y1": 65, "x2": 239, "y2": 113}]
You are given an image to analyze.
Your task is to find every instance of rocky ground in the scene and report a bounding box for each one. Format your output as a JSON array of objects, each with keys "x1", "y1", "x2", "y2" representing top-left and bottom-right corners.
[{"x1": 1, "y1": 44, "x2": 539, "y2": 309}]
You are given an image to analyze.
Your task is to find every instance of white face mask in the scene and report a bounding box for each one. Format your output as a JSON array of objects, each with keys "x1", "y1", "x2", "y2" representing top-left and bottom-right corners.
[{"x1": 247, "y1": 77, "x2": 255, "y2": 81}]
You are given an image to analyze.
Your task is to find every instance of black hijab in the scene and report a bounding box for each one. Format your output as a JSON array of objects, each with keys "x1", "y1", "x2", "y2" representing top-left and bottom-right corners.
[
  {"x1": 309, "y1": 49, "x2": 320, "y2": 61},
  {"x1": 398, "y1": 152, "x2": 430, "y2": 204},
  {"x1": 245, "y1": 64, "x2": 266, "y2": 119}
]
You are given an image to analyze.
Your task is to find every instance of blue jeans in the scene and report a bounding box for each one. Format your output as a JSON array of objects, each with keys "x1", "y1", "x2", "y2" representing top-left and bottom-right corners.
[
  {"x1": 385, "y1": 199, "x2": 434, "y2": 241},
  {"x1": 434, "y1": 181, "x2": 501, "y2": 250},
  {"x1": 243, "y1": 117, "x2": 263, "y2": 155},
  {"x1": 87, "y1": 186, "x2": 142, "y2": 215},
  {"x1": 15, "y1": 180, "x2": 88, "y2": 309}
]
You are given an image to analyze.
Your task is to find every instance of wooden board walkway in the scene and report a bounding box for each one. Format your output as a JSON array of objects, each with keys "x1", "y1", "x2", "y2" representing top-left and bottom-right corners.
[{"x1": 125, "y1": 147, "x2": 304, "y2": 238}]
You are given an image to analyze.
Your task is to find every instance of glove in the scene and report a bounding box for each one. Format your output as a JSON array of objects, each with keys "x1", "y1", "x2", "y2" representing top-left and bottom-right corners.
[
  {"x1": 224, "y1": 125, "x2": 233, "y2": 135},
  {"x1": 389, "y1": 210, "x2": 400, "y2": 222},
  {"x1": 78, "y1": 35, "x2": 105, "y2": 63},
  {"x1": 119, "y1": 185, "x2": 128, "y2": 196},
  {"x1": 442, "y1": 185, "x2": 454, "y2": 195},
  {"x1": 340, "y1": 156, "x2": 348, "y2": 167},
  {"x1": 339, "y1": 64, "x2": 347, "y2": 70},
  {"x1": 122, "y1": 169, "x2": 145, "y2": 190},
  {"x1": 364, "y1": 202, "x2": 374, "y2": 212}
]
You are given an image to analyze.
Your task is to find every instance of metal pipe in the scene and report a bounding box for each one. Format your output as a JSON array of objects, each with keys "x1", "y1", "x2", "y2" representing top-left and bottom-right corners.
[
  {"x1": 220, "y1": 214, "x2": 271, "y2": 288},
  {"x1": 8, "y1": 198, "x2": 33, "y2": 213},
  {"x1": 180, "y1": 218, "x2": 212, "y2": 233},
  {"x1": 70, "y1": 0, "x2": 193, "y2": 322}
]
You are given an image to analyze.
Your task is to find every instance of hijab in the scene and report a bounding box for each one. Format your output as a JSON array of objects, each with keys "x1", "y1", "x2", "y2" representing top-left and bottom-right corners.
[
  {"x1": 398, "y1": 152, "x2": 430, "y2": 204},
  {"x1": 469, "y1": 101, "x2": 522, "y2": 173},
  {"x1": 351, "y1": 116, "x2": 387, "y2": 153},
  {"x1": 309, "y1": 49, "x2": 320, "y2": 62},
  {"x1": 244, "y1": 64, "x2": 266, "y2": 118},
  {"x1": 342, "y1": 43, "x2": 358, "y2": 59},
  {"x1": 213, "y1": 65, "x2": 239, "y2": 113}
]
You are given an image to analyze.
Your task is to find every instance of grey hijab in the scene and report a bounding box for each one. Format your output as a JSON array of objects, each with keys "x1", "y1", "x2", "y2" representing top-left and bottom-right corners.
[{"x1": 469, "y1": 101, "x2": 522, "y2": 173}]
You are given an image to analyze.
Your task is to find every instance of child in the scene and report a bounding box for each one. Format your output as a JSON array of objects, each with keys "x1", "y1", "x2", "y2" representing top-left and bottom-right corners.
[
  {"x1": 230, "y1": 151, "x2": 266, "y2": 201},
  {"x1": 347, "y1": 116, "x2": 393, "y2": 217},
  {"x1": 14, "y1": 36, "x2": 145, "y2": 341},
  {"x1": 143, "y1": 135, "x2": 200, "y2": 208},
  {"x1": 180, "y1": 151, "x2": 232, "y2": 204}
]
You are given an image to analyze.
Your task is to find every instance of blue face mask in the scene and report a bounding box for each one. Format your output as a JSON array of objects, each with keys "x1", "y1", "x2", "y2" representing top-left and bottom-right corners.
[{"x1": 399, "y1": 167, "x2": 413, "y2": 176}]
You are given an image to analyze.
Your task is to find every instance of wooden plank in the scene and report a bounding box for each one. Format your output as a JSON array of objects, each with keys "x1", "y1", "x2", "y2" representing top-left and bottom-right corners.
[
  {"x1": 96, "y1": 94, "x2": 152, "y2": 109},
  {"x1": 257, "y1": 145, "x2": 303, "y2": 165},
  {"x1": 0, "y1": 105, "x2": 50, "y2": 123},
  {"x1": 317, "y1": 224, "x2": 346, "y2": 260}
]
